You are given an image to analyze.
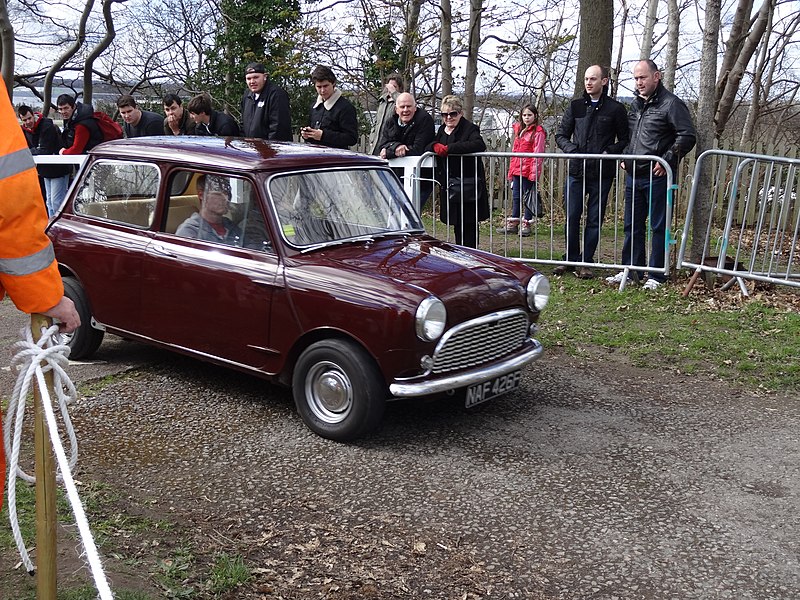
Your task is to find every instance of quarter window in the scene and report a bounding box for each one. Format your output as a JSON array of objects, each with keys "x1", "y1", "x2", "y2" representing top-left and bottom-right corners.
[{"x1": 73, "y1": 161, "x2": 160, "y2": 228}]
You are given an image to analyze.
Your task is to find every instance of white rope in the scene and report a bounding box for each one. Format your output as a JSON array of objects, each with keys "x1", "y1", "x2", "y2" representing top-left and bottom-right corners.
[{"x1": 4, "y1": 324, "x2": 113, "y2": 599}]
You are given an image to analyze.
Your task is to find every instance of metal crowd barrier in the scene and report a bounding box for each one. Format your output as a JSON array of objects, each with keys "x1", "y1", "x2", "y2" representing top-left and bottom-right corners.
[
  {"x1": 390, "y1": 151, "x2": 675, "y2": 289},
  {"x1": 677, "y1": 149, "x2": 799, "y2": 293}
]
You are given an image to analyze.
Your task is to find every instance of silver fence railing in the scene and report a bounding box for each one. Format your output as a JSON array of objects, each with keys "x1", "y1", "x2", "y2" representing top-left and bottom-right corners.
[
  {"x1": 391, "y1": 151, "x2": 675, "y2": 290},
  {"x1": 677, "y1": 149, "x2": 799, "y2": 293}
]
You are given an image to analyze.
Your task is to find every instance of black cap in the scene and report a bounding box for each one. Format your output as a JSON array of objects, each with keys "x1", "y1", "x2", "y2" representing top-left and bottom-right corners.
[{"x1": 245, "y1": 62, "x2": 266, "y2": 74}]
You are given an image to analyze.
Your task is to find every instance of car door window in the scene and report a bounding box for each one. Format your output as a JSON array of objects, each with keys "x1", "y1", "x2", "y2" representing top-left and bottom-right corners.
[
  {"x1": 73, "y1": 161, "x2": 160, "y2": 228},
  {"x1": 165, "y1": 171, "x2": 272, "y2": 252}
]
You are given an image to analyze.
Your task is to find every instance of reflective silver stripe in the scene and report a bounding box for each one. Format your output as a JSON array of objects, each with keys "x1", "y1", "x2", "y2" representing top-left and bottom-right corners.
[
  {"x1": 0, "y1": 147, "x2": 36, "y2": 181},
  {"x1": 0, "y1": 244, "x2": 56, "y2": 276}
]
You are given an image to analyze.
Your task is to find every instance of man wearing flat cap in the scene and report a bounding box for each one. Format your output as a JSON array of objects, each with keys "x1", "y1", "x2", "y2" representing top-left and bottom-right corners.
[{"x1": 241, "y1": 62, "x2": 293, "y2": 142}]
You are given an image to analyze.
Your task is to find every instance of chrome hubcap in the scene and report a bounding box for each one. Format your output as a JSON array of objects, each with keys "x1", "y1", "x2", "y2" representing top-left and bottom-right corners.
[{"x1": 306, "y1": 361, "x2": 353, "y2": 423}]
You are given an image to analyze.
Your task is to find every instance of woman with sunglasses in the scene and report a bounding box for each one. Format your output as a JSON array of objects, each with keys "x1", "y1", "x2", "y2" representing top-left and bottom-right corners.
[{"x1": 427, "y1": 95, "x2": 489, "y2": 248}]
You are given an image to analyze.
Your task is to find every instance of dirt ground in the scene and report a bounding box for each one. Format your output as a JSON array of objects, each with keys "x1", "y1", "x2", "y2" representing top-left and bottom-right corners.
[{"x1": 1, "y1": 290, "x2": 799, "y2": 599}]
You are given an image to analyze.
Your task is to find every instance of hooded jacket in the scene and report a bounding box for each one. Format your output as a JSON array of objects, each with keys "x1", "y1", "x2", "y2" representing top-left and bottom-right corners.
[
  {"x1": 61, "y1": 102, "x2": 104, "y2": 155},
  {"x1": 508, "y1": 122, "x2": 546, "y2": 182},
  {"x1": 22, "y1": 113, "x2": 72, "y2": 178}
]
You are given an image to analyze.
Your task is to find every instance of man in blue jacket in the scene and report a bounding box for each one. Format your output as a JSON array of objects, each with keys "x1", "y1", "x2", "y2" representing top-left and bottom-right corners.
[{"x1": 240, "y1": 62, "x2": 292, "y2": 141}]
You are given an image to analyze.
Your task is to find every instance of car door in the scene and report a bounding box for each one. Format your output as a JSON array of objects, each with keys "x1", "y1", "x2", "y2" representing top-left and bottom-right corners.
[
  {"x1": 54, "y1": 159, "x2": 161, "y2": 333},
  {"x1": 141, "y1": 171, "x2": 283, "y2": 371}
]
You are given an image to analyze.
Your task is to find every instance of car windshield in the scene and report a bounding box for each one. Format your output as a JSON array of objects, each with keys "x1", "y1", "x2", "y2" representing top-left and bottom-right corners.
[{"x1": 268, "y1": 167, "x2": 424, "y2": 248}]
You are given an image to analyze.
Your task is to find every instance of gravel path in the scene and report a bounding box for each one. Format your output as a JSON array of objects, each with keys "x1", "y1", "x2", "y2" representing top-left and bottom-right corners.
[{"x1": 2, "y1": 299, "x2": 798, "y2": 599}]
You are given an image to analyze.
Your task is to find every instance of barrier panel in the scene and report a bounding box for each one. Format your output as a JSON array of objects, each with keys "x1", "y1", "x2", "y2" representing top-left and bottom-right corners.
[
  {"x1": 391, "y1": 151, "x2": 675, "y2": 288},
  {"x1": 677, "y1": 149, "x2": 799, "y2": 293}
]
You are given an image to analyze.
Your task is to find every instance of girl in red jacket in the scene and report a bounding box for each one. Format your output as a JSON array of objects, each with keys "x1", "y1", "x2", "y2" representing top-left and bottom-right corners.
[{"x1": 499, "y1": 104, "x2": 546, "y2": 236}]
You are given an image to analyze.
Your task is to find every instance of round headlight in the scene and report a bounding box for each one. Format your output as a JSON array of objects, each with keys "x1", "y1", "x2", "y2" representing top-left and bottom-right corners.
[
  {"x1": 415, "y1": 296, "x2": 447, "y2": 341},
  {"x1": 526, "y1": 273, "x2": 550, "y2": 311}
]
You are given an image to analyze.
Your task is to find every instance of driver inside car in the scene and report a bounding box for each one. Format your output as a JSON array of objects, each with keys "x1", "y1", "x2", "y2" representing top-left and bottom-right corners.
[{"x1": 176, "y1": 174, "x2": 242, "y2": 245}]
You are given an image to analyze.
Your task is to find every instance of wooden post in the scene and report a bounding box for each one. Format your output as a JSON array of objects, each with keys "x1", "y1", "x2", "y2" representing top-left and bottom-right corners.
[{"x1": 31, "y1": 314, "x2": 57, "y2": 600}]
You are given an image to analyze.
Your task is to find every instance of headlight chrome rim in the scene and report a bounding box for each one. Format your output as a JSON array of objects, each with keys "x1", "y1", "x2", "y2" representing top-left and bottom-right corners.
[
  {"x1": 415, "y1": 296, "x2": 447, "y2": 341},
  {"x1": 527, "y1": 273, "x2": 550, "y2": 312}
]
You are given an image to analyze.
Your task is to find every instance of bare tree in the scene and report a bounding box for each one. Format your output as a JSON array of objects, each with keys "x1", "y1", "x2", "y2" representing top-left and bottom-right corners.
[
  {"x1": 462, "y1": 0, "x2": 481, "y2": 119},
  {"x1": 662, "y1": 0, "x2": 679, "y2": 89},
  {"x1": 690, "y1": 0, "x2": 722, "y2": 262},
  {"x1": 439, "y1": 0, "x2": 453, "y2": 98},
  {"x1": 640, "y1": 0, "x2": 659, "y2": 59},
  {"x1": 575, "y1": 0, "x2": 613, "y2": 97},
  {"x1": 0, "y1": 0, "x2": 14, "y2": 95}
]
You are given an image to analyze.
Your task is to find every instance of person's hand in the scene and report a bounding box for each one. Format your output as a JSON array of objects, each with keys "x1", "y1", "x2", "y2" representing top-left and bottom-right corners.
[
  {"x1": 396, "y1": 145, "x2": 408, "y2": 157},
  {"x1": 433, "y1": 143, "x2": 448, "y2": 157},
  {"x1": 620, "y1": 161, "x2": 626, "y2": 171},
  {"x1": 652, "y1": 163, "x2": 666, "y2": 177},
  {"x1": 42, "y1": 296, "x2": 81, "y2": 333},
  {"x1": 379, "y1": 149, "x2": 387, "y2": 159},
  {"x1": 58, "y1": 148, "x2": 65, "y2": 155},
  {"x1": 301, "y1": 127, "x2": 321, "y2": 142}
]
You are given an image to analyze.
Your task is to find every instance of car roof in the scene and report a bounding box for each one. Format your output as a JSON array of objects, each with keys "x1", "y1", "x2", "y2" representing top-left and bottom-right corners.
[{"x1": 89, "y1": 137, "x2": 386, "y2": 172}]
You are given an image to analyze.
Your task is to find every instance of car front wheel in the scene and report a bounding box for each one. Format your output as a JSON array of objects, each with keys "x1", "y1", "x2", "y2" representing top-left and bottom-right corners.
[
  {"x1": 61, "y1": 277, "x2": 104, "y2": 360},
  {"x1": 292, "y1": 339, "x2": 386, "y2": 441}
]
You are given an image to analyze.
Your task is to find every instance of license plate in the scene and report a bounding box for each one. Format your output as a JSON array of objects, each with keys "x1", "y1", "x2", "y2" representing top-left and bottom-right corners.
[{"x1": 464, "y1": 370, "x2": 522, "y2": 408}]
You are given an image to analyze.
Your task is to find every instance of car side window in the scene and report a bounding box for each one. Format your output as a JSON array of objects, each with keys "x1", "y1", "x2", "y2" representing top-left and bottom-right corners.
[
  {"x1": 73, "y1": 161, "x2": 160, "y2": 228},
  {"x1": 165, "y1": 171, "x2": 272, "y2": 252}
]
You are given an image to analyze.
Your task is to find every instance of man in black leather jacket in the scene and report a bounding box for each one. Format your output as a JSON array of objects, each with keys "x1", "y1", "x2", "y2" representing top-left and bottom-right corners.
[
  {"x1": 556, "y1": 65, "x2": 629, "y2": 279},
  {"x1": 607, "y1": 59, "x2": 696, "y2": 289}
]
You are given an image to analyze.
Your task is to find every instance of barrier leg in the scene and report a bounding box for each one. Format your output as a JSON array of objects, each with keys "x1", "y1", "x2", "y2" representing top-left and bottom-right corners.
[{"x1": 31, "y1": 314, "x2": 57, "y2": 599}]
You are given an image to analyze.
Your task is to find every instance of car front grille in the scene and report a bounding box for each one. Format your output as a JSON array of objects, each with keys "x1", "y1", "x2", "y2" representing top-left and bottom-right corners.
[{"x1": 431, "y1": 309, "x2": 529, "y2": 374}]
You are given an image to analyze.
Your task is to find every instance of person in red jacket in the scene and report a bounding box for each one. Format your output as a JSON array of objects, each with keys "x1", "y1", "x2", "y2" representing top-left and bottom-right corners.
[
  {"x1": 1, "y1": 81, "x2": 80, "y2": 505},
  {"x1": 498, "y1": 104, "x2": 546, "y2": 237}
]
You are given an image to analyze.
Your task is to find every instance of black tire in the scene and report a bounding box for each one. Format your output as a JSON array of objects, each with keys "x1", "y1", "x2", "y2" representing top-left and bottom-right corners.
[
  {"x1": 292, "y1": 339, "x2": 387, "y2": 441},
  {"x1": 61, "y1": 277, "x2": 104, "y2": 359}
]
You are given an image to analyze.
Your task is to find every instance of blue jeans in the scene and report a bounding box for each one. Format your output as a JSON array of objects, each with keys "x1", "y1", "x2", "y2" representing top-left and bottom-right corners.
[
  {"x1": 511, "y1": 176, "x2": 535, "y2": 220},
  {"x1": 622, "y1": 173, "x2": 668, "y2": 282},
  {"x1": 44, "y1": 175, "x2": 71, "y2": 217},
  {"x1": 564, "y1": 174, "x2": 614, "y2": 263}
]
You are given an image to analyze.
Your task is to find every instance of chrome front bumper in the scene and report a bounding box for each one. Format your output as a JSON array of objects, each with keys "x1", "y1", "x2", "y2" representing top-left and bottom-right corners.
[{"x1": 388, "y1": 338, "x2": 544, "y2": 397}]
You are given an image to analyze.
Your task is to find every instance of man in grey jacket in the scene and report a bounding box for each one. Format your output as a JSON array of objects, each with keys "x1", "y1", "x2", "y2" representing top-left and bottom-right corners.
[{"x1": 607, "y1": 60, "x2": 696, "y2": 289}]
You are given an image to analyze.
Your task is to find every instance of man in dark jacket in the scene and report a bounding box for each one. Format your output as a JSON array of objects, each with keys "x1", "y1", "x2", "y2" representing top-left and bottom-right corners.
[
  {"x1": 57, "y1": 95, "x2": 104, "y2": 155},
  {"x1": 18, "y1": 105, "x2": 73, "y2": 217},
  {"x1": 607, "y1": 60, "x2": 696, "y2": 289},
  {"x1": 556, "y1": 65, "x2": 630, "y2": 279},
  {"x1": 117, "y1": 95, "x2": 164, "y2": 138},
  {"x1": 187, "y1": 94, "x2": 241, "y2": 137},
  {"x1": 163, "y1": 93, "x2": 196, "y2": 136},
  {"x1": 300, "y1": 65, "x2": 358, "y2": 149},
  {"x1": 240, "y1": 62, "x2": 292, "y2": 141}
]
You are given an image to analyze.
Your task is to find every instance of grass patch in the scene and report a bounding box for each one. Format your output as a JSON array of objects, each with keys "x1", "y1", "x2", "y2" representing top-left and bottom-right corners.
[
  {"x1": 540, "y1": 275, "x2": 800, "y2": 392},
  {"x1": 207, "y1": 553, "x2": 251, "y2": 596}
]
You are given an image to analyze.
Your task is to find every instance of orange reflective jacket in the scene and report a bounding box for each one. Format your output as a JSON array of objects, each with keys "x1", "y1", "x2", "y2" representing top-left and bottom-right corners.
[{"x1": 0, "y1": 81, "x2": 64, "y2": 314}]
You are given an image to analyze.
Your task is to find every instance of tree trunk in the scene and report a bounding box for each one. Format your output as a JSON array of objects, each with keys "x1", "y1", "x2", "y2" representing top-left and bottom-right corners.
[
  {"x1": 83, "y1": 0, "x2": 121, "y2": 106},
  {"x1": 716, "y1": 0, "x2": 754, "y2": 103},
  {"x1": 44, "y1": 0, "x2": 95, "y2": 112},
  {"x1": 690, "y1": 0, "x2": 722, "y2": 263},
  {"x1": 575, "y1": 0, "x2": 613, "y2": 98},
  {"x1": 613, "y1": 0, "x2": 629, "y2": 98},
  {"x1": 714, "y1": 0, "x2": 775, "y2": 138},
  {"x1": 536, "y1": 17, "x2": 563, "y2": 111},
  {"x1": 640, "y1": 0, "x2": 659, "y2": 59},
  {"x1": 0, "y1": 0, "x2": 14, "y2": 98},
  {"x1": 662, "y1": 0, "x2": 679, "y2": 90},
  {"x1": 439, "y1": 0, "x2": 453, "y2": 98},
  {"x1": 463, "y1": 0, "x2": 482, "y2": 120},
  {"x1": 401, "y1": 0, "x2": 423, "y2": 88}
]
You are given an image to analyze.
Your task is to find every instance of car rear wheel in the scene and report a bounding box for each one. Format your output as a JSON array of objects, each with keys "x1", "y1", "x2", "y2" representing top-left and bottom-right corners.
[
  {"x1": 61, "y1": 277, "x2": 104, "y2": 360},
  {"x1": 292, "y1": 339, "x2": 386, "y2": 441}
]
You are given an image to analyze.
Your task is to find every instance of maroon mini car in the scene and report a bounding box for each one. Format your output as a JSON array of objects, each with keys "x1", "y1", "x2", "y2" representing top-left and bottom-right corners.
[{"x1": 47, "y1": 137, "x2": 550, "y2": 440}]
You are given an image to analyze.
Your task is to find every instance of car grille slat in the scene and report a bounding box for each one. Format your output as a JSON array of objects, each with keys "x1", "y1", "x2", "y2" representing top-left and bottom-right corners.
[{"x1": 432, "y1": 310, "x2": 529, "y2": 373}]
